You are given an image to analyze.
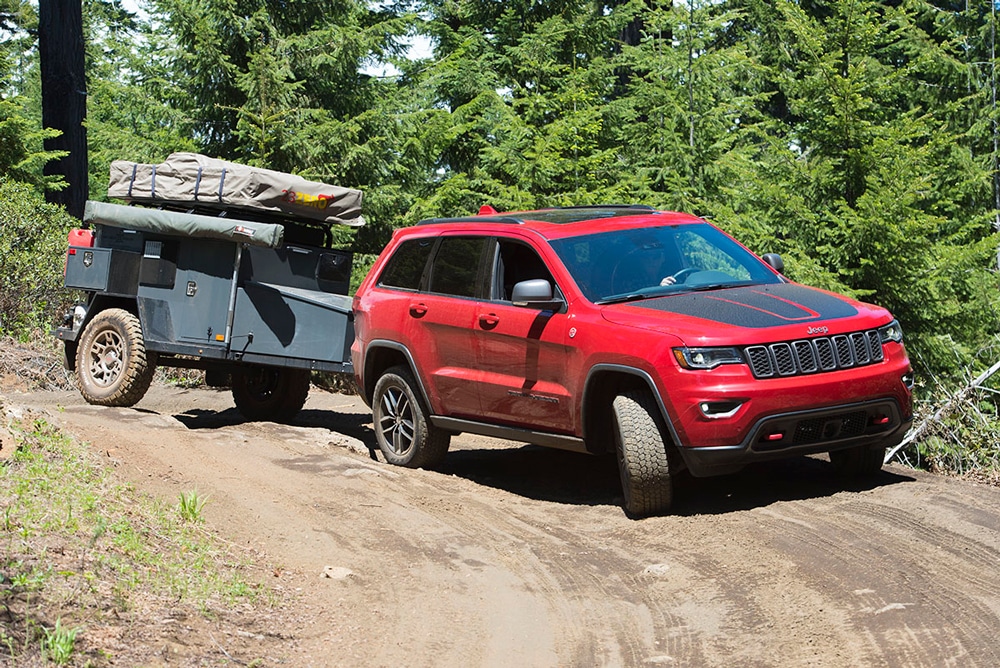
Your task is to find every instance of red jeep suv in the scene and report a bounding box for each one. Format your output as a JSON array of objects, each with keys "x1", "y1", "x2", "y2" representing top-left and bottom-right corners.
[{"x1": 351, "y1": 205, "x2": 913, "y2": 515}]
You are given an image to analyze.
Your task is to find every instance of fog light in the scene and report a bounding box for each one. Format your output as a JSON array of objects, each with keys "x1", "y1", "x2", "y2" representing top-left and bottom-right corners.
[
  {"x1": 698, "y1": 401, "x2": 742, "y2": 419},
  {"x1": 901, "y1": 373, "x2": 914, "y2": 390}
]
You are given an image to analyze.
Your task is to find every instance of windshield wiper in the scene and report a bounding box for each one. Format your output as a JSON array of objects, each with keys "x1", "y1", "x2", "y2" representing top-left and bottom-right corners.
[
  {"x1": 683, "y1": 283, "x2": 734, "y2": 293},
  {"x1": 597, "y1": 286, "x2": 679, "y2": 304},
  {"x1": 596, "y1": 293, "x2": 648, "y2": 305}
]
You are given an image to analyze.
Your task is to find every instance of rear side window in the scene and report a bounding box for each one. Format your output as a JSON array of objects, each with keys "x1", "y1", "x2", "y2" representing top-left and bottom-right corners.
[
  {"x1": 378, "y1": 238, "x2": 435, "y2": 290},
  {"x1": 428, "y1": 237, "x2": 487, "y2": 298}
]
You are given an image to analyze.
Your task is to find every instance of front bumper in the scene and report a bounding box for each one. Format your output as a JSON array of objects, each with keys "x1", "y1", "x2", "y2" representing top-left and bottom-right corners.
[{"x1": 677, "y1": 398, "x2": 910, "y2": 477}]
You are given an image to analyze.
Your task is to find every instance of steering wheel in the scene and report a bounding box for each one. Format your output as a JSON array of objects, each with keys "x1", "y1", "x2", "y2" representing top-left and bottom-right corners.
[{"x1": 666, "y1": 267, "x2": 698, "y2": 285}]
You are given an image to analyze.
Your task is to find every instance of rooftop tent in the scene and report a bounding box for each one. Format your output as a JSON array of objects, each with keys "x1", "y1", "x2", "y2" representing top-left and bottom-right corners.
[{"x1": 108, "y1": 152, "x2": 365, "y2": 228}]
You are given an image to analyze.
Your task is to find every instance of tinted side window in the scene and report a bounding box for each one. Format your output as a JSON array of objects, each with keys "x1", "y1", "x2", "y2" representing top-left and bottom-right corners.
[
  {"x1": 429, "y1": 237, "x2": 486, "y2": 298},
  {"x1": 493, "y1": 240, "x2": 555, "y2": 301},
  {"x1": 378, "y1": 238, "x2": 435, "y2": 290}
]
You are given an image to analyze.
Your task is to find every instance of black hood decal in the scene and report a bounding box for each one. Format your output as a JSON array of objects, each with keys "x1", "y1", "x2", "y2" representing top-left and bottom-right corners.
[{"x1": 630, "y1": 284, "x2": 859, "y2": 328}]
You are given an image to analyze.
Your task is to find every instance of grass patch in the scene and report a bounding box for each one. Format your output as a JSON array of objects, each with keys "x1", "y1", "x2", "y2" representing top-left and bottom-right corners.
[{"x1": 0, "y1": 408, "x2": 280, "y2": 665}]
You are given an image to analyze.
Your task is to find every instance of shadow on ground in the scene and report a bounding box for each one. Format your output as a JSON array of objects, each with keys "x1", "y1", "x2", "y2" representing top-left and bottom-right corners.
[
  {"x1": 167, "y1": 401, "x2": 915, "y2": 516},
  {"x1": 440, "y1": 445, "x2": 915, "y2": 516}
]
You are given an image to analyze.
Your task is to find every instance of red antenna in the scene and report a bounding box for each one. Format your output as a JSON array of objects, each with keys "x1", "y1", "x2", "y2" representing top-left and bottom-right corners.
[{"x1": 478, "y1": 205, "x2": 498, "y2": 215}]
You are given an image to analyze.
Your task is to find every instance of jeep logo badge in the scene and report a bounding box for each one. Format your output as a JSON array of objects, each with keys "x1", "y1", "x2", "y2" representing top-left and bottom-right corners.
[{"x1": 807, "y1": 326, "x2": 828, "y2": 335}]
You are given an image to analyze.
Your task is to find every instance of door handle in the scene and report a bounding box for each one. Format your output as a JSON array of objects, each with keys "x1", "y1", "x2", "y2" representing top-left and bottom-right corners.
[
  {"x1": 479, "y1": 313, "x2": 499, "y2": 327},
  {"x1": 409, "y1": 302, "x2": 428, "y2": 317}
]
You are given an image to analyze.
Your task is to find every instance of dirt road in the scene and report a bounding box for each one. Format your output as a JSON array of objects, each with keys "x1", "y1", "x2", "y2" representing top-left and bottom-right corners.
[{"x1": 10, "y1": 382, "x2": 1000, "y2": 667}]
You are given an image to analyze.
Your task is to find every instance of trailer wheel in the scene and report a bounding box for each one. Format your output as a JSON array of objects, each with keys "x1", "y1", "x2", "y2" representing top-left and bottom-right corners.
[
  {"x1": 829, "y1": 445, "x2": 885, "y2": 476},
  {"x1": 75, "y1": 308, "x2": 156, "y2": 407},
  {"x1": 372, "y1": 366, "x2": 450, "y2": 469},
  {"x1": 613, "y1": 389, "x2": 674, "y2": 517},
  {"x1": 231, "y1": 366, "x2": 310, "y2": 423}
]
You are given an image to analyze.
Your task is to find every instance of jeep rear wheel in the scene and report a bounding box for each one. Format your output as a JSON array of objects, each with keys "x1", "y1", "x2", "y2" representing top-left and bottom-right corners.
[
  {"x1": 76, "y1": 308, "x2": 156, "y2": 407},
  {"x1": 232, "y1": 366, "x2": 311, "y2": 423},
  {"x1": 613, "y1": 389, "x2": 673, "y2": 516},
  {"x1": 829, "y1": 445, "x2": 885, "y2": 476},
  {"x1": 373, "y1": 366, "x2": 450, "y2": 469}
]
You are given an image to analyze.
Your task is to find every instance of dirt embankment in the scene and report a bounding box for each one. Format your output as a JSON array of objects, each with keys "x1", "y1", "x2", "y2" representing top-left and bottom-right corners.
[{"x1": 7, "y1": 380, "x2": 1000, "y2": 667}]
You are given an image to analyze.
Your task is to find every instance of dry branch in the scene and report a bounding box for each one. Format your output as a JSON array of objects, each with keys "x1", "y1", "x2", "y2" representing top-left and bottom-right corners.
[
  {"x1": 886, "y1": 358, "x2": 1000, "y2": 463},
  {"x1": 0, "y1": 337, "x2": 75, "y2": 391}
]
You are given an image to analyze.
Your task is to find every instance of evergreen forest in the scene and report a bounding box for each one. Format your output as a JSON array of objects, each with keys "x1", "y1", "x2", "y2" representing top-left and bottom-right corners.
[{"x1": 3, "y1": 0, "x2": 1000, "y2": 471}]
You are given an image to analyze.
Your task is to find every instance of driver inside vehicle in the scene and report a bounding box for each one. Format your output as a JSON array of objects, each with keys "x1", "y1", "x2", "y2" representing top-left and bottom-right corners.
[{"x1": 617, "y1": 243, "x2": 681, "y2": 292}]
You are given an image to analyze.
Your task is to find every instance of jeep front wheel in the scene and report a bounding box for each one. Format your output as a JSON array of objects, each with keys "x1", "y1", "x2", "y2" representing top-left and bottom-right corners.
[
  {"x1": 373, "y1": 366, "x2": 450, "y2": 469},
  {"x1": 231, "y1": 366, "x2": 311, "y2": 423},
  {"x1": 613, "y1": 389, "x2": 673, "y2": 516},
  {"x1": 76, "y1": 308, "x2": 156, "y2": 407}
]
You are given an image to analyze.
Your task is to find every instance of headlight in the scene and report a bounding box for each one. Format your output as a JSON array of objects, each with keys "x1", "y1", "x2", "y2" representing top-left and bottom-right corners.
[
  {"x1": 673, "y1": 347, "x2": 744, "y2": 370},
  {"x1": 879, "y1": 320, "x2": 903, "y2": 344}
]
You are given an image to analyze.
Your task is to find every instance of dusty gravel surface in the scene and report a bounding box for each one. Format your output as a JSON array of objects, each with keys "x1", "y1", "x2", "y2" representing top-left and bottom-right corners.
[{"x1": 6, "y1": 380, "x2": 1000, "y2": 667}]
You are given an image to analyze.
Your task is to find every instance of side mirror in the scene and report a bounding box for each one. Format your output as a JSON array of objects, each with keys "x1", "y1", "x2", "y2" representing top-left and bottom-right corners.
[
  {"x1": 511, "y1": 279, "x2": 563, "y2": 310},
  {"x1": 761, "y1": 253, "x2": 784, "y2": 274}
]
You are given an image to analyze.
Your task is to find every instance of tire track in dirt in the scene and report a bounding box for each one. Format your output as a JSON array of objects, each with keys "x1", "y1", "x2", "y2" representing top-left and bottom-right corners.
[
  {"x1": 746, "y1": 491, "x2": 1000, "y2": 667},
  {"x1": 12, "y1": 385, "x2": 1000, "y2": 667},
  {"x1": 384, "y1": 489, "x2": 700, "y2": 667}
]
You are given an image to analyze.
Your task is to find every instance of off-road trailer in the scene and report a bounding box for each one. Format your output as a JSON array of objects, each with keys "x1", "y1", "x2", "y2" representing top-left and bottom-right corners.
[{"x1": 54, "y1": 153, "x2": 362, "y2": 422}]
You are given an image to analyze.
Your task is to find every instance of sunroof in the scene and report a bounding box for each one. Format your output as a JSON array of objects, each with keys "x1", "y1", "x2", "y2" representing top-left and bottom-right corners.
[{"x1": 516, "y1": 205, "x2": 659, "y2": 224}]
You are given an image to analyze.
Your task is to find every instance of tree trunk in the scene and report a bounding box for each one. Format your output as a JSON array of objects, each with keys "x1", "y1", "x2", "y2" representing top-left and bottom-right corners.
[{"x1": 38, "y1": 0, "x2": 88, "y2": 220}]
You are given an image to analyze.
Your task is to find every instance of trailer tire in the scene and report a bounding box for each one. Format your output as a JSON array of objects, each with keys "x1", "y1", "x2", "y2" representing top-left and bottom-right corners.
[
  {"x1": 232, "y1": 366, "x2": 311, "y2": 423},
  {"x1": 613, "y1": 389, "x2": 674, "y2": 517},
  {"x1": 76, "y1": 308, "x2": 156, "y2": 407},
  {"x1": 372, "y1": 366, "x2": 450, "y2": 469}
]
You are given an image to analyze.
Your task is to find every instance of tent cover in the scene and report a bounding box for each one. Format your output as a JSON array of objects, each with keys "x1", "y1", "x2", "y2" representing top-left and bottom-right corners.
[
  {"x1": 108, "y1": 152, "x2": 365, "y2": 227},
  {"x1": 84, "y1": 200, "x2": 285, "y2": 248}
]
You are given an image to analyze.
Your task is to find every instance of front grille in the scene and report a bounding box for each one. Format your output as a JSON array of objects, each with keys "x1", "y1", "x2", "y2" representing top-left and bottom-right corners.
[{"x1": 745, "y1": 329, "x2": 884, "y2": 379}]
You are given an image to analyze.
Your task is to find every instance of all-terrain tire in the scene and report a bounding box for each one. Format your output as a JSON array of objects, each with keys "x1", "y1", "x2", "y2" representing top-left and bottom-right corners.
[
  {"x1": 231, "y1": 366, "x2": 311, "y2": 423},
  {"x1": 829, "y1": 445, "x2": 886, "y2": 476},
  {"x1": 373, "y1": 365, "x2": 450, "y2": 469},
  {"x1": 613, "y1": 389, "x2": 674, "y2": 517},
  {"x1": 75, "y1": 308, "x2": 157, "y2": 407}
]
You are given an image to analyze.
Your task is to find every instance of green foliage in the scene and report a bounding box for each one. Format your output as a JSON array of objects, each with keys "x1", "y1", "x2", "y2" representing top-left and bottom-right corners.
[
  {"x1": 0, "y1": 181, "x2": 77, "y2": 339},
  {"x1": 0, "y1": 98, "x2": 66, "y2": 189},
  {"x1": 40, "y1": 618, "x2": 80, "y2": 665},
  {"x1": 177, "y1": 489, "x2": 209, "y2": 523},
  {"x1": 1, "y1": 414, "x2": 270, "y2": 664},
  {"x1": 83, "y1": 0, "x2": 200, "y2": 201},
  {"x1": 7, "y1": 0, "x2": 1000, "y2": 472},
  {"x1": 700, "y1": 0, "x2": 1000, "y2": 378}
]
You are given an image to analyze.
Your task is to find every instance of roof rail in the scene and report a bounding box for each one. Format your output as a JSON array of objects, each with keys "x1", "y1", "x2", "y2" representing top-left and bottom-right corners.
[{"x1": 416, "y1": 216, "x2": 524, "y2": 226}]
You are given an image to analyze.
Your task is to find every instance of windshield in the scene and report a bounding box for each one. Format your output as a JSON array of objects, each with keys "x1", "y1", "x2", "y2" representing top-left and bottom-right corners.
[{"x1": 549, "y1": 223, "x2": 782, "y2": 303}]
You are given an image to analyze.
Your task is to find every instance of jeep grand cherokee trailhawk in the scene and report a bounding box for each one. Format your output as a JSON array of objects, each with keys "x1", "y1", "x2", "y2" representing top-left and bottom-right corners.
[{"x1": 351, "y1": 205, "x2": 913, "y2": 516}]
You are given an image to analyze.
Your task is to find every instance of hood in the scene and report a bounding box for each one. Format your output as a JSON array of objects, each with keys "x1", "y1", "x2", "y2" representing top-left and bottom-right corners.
[{"x1": 601, "y1": 283, "x2": 888, "y2": 342}]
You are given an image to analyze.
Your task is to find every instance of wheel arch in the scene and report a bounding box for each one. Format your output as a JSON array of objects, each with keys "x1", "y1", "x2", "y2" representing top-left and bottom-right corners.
[
  {"x1": 582, "y1": 364, "x2": 682, "y2": 455},
  {"x1": 80, "y1": 295, "x2": 141, "y2": 337},
  {"x1": 361, "y1": 341, "x2": 433, "y2": 410},
  {"x1": 66, "y1": 295, "x2": 141, "y2": 369}
]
